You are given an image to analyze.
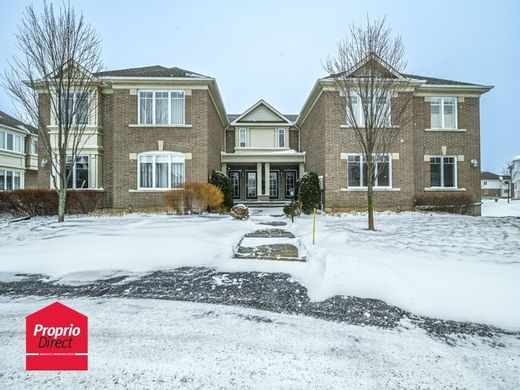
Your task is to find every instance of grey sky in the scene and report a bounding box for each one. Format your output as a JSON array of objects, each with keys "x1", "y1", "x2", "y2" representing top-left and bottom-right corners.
[{"x1": 0, "y1": 0, "x2": 518, "y2": 173}]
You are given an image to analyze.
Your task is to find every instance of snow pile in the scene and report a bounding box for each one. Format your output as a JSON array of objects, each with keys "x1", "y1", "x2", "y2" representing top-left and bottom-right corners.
[
  {"x1": 0, "y1": 297, "x2": 518, "y2": 389},
  {"x1": 1, "y1": 206, "x2": 519, "y2": 329}
]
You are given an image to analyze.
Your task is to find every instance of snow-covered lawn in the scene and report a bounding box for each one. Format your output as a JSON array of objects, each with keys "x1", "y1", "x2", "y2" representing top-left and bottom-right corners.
[
  {"x1": 482, "y1": 198, "x2": 520, "y2": 217},
  {"x1": 1, "y1": 297, "x2": 518, "y2": 389},
  {"x1": 1, "y1": 200, "x2": 519, "y2": 329}
]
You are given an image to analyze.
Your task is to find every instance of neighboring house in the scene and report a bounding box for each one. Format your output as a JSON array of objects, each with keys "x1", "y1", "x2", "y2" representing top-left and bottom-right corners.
[
  {"x1": 36, "y1": 60, "x2": 493, "y2": 214},
  {"x1": 510, "y1": 155, "x2": 520, "y2": 200},
  {"x1": 298, "y1": 59, "x2": 492, "y2": 213},
  {"x1": 222, "y1": 100, "x2": 304, "y2": 203},
  {"x1": 0, "y1": 111, "x2": 38, "y2": 190},
  {"x1": 481, "y1": 171, "x2": 511, "y2": 198}
]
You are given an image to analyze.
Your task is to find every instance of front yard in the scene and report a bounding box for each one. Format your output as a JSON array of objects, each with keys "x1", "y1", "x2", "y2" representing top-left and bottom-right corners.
[{"x1": 0, "y1": 199, "x2": 519, "y2": 388}]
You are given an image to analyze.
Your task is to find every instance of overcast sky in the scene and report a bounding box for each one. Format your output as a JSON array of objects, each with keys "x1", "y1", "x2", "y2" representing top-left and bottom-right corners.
[{"x1": 1, "y1": 0, "x2": 518, "y2": 173}]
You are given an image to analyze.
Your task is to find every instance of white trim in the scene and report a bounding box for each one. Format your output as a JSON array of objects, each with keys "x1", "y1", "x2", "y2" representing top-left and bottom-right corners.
[
  {"x1": 430, "y1": 97, "x2": 458, "y2": 129},
  {"x1": 424, "y1": 187, "x2": 466, "y2": 192},
  {"x1": 128, "y1": 124, "x2": 192, "y2": 128},
  {"x1": 137, "y1": 90, "x2": 185, "y2": 126},
  {"x1": 425, "y1": 128, "x2": 466, "y2": 132},
  {"x1": 231, "y1": 99, "x2": 293, "y2": 125},
  {"x1": 341, "y1": 187, "x2": 401, "y2": 192},
  {"x1": 136, "y1": 151, "x2": 185, "y2": 190},
  {"x1": 345, "y1": 153, "x2": 393, "y2": 188}
]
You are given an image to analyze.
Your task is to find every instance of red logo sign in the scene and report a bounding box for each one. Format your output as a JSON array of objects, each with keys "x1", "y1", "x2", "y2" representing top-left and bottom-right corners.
[{"x1": 26, "y1": 301, "x2": 88, "y2": 370}]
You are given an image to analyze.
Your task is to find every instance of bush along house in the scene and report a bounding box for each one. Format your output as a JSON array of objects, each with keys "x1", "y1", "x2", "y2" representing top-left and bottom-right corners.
[
  {"x1": 0, "y1": 111, "x2": 38, "y2": 191},
  {"x1": 35, "y1": 59, "x2": 492, "y2": 214}
]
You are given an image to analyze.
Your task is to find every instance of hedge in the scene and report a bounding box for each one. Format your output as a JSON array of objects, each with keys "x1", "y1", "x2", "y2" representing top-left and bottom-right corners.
[
  {"x1": 297, "y1": 172, "x2": 321, "y2": 214},
  {"x1": 209, "y1": 170, "x2": 234, "y2": 209},
  {"x1": 0, "y1": 189, "x2": 103, "y2": 216}
]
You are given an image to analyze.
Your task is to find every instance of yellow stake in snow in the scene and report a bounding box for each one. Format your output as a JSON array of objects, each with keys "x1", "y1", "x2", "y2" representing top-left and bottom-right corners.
[{"x1": 312, "y1": 207, "x2": 317, "y2": 245}]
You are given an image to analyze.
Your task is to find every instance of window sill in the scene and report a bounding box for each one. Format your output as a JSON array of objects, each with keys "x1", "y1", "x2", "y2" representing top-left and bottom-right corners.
[
  {"x1": 128, "y1": 124, "x2": 192, "y2": 128},
  {"x1": 67, "y1": 188, "x2": 105, "y2": 192},
  {"x1": 425, "y1": 128, "x2": 466, "y2": 132},
  {"x1": 0, "y1": 149, "x2": 25, "y2": 156},
  {"x1": 424, "y1": 187, "x2": 466, "y2": 192},
  {"x1": 340, "y1": 187, "x2": 400, "y2": 192},
  {"x1": 129, "y1": 188, "x2": 184, "y2": 193}
]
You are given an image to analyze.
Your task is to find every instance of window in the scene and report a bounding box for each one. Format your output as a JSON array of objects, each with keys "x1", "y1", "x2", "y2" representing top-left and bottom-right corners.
[
  {"x1": 430, "y1": 156, "x2": 456, "y2": 188},
  {"x1": 347, "y1": 94, "x2": 391, "y2": 127},
  {"x1": 431, "y1": 97, "x2": 457, "y2": 129},
  {"x1": 0, "y1": 131, "x2": 24, "y2": 153},
  {"x1": 347, "y1": 154, "x2": 391, "y2": 187},
  {"x1": 60, "y1": 91, "x2": 90, "y2": 125},
  {"x1": 66, "y1": 156, "x2": 89, "y2": 189},
  {"x1": 0, "y1": 170, "x2": 22, "y2": 191},
  {"x1": 229, "y1": 171, "x2": 240, "y2": 199},
  {"x1": 285, "y1": 171, "x2": 297, "y2": 198},
  {"x1": 238, "y1": 128, "x2": 247, "y2": 147},
  {"x1": 31, "y1": 138, "x2": 38, "y2": 154},
  {"x1": 277, "y1": 128, "x2": 286, "y2": 148},
  {"x1": 138, "y1": 152, "x2": 185, "y2": 189},
  {"x1": 138, "y1": 91, "x2": 185, "y2": 125}
]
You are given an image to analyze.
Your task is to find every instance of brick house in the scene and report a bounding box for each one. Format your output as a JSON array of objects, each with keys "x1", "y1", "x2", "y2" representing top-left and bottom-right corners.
[
  {"x1": 298, "y1": 61, "x2": 492, "y2": 213},
  {"x1": 481, "y1": 171, "x2": 511, "y2": 198},
  {"x1": 36, "y1": 62, "x2": 492, "y2": 213}
]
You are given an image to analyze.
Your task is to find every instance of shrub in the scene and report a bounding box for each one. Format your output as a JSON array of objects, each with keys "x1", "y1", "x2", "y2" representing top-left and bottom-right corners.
[
  {"x1": 414, "y1": 193, "x2": 475, "y2": 208},
  {"x1": 0, "y1": 189, "x2": 103, "y2": 216},
  {"x1": 209, "y1": 170, "x2": 234, "y2": 209},
  {"x1": 283, "y1": 200, "x2": 302, "y2": 219},
  {"x1": 296, "y1": 172, "x2": 320, "y2": 214},
  {"x1": 163, "y1": 182, "x2": 224, "y2": 214}
]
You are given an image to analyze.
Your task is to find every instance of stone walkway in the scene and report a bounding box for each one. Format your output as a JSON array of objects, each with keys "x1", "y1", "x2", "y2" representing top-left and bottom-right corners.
[{"x1": 234, "y1": 208, "x2": 305, "y2": 262}]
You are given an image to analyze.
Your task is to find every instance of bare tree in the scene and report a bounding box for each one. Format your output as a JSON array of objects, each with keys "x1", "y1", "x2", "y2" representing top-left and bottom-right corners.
[
  {"x1": 2, "y1": 2, "x2": 102, "y2": 222},
  {"x1": 324, "y1": 17, "x2": 413, "y2": 230}
]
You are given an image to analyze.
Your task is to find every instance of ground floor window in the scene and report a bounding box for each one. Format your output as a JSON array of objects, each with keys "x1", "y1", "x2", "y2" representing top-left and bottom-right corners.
[
  {"x1": 138, "y1": 152, "x2": 185, "y2": 189},
  {"x1": 66, "y1": 156, "x2": 89, "y2": 189},
  {"x1": 0, "y1": 170, "x2": 22, "y2": 190},
  {"x1": 229, "y1": 171, "x2": 240, "y2": 199},
  {"x1": 430, "y1": 156, "x2": 456, "y2": 188},
  {"x1": 347, "y1": 154, "x2": 391, "y2": 187},
  {"x1": 285, "y1": 170, "x2": 297, "y2": 198}
]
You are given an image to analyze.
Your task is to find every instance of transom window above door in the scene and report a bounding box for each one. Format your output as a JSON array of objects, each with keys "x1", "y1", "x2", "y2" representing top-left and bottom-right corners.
[{"x1": 138, "y1": 91, "x2": 185, "y2": 125}]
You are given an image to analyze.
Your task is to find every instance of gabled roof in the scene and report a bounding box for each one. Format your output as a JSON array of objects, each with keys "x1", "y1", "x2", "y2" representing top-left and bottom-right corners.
[
  {"x1": 0, "y1": 110, "x2": 37, "y2": 134},
  {"x1": 227, "y1": 113, "x2": 298, "y2": 123},
  {"x1": 230, "y1": 99, "x2": 295, "y2": 125},
  {"x1": 481, "y1": 171, "x2": 500, "y2": 180},
  {"x1": 402, "y1": 74, "x2": 482, "y2": 87},
  {"x1": 324, "y1": 52, "x2": 404, "y2": 81},
  {"x1": 95, "y1": 65, "x2": 210, "y2": 79}
]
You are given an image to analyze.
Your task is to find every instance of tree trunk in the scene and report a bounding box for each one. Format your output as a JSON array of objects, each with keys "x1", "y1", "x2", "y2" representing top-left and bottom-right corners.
[
  {"x1": 58, "y1": 186, "x2": 67, "y2": 222},
  {"x1": 367, "y1": 183, "x2": 375, "y2": 230}
]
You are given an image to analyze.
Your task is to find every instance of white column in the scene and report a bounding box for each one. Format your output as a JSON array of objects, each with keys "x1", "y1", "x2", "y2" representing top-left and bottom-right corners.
[
  {"x1": 221, "y1": 163, "x2": 227, "y2": 173},
  {"x1": 299, "y1": 163, "x2": 305, "y2": 178},
  {"x1": 257, "y1": 162, "x2": 262, "y2": 196},
  {"x1": 265, "y1": 162, "x2": 270, "y2": 197}
]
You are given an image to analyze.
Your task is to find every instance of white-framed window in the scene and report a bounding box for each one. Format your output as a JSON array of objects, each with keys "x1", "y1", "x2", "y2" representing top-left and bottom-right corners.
[
  {"x1": 66, "y1": 155, "x2": 89, "y2": 189},
  {"x1": 0, "y1": 130, "x2": 24, "y2": 153},
  {"x1": 138, "y1": 91, "x2": 185, "y2": 125},
  {"x1": 431, "y1": 97, "x2": 457, "y2": 129},
  {"x1": 238, "y1": 128, "x2": 247, "y2": 147},
  {"x1": 0, "y1": 170, "x2": 22, "y2": 191},
  {"x1": 347, "y1": 154, "x2": 391, "y2": 187},
  {"x1": 138, "y1": 152, "x2": 185, "y2": 189},
  {"x1": 430, "y1": 156, "x2": 457, "y2": 188},
  {"x1": 347, "y1": 94, "x2": 391, "y2": 127},
  {"x1": 60, "y1": 91, "x2": 90, "y2": 125},
  {"x1": 277, "y1": 128, "x2": 286, "y2": 148}
]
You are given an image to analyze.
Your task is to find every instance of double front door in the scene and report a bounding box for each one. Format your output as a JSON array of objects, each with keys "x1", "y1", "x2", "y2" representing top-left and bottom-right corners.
[{"x1": 229, "y1": 169, "x2": 297, "y2": 200}]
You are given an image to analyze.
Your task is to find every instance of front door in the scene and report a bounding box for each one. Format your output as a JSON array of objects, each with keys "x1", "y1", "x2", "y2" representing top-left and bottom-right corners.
[
  {"x1": 229, "y1": 171, "x2": 240, "y2": 199},
  {"x1": 246, "y1": 171, "x2": 257, "y2": 199},
  {"x1": 269, "y1": 171, "x2": 279, "y2": 199}
]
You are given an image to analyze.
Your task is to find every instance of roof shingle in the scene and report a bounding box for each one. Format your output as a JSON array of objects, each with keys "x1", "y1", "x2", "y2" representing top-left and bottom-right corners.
[
  {"x1": 0, "y1": 111, "x2": 37, "y2": 134},
  {"x1": 95, "y1": 65, "x2": 210, "y2": 79}
]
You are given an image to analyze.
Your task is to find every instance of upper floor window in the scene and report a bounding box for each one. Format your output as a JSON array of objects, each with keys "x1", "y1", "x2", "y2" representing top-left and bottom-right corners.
[
  {"x1": 139, "y1": 91, "x2": 185, "y2": 125},
  {"x1": 347, "y1": 94, "x2": 390, "y2": 127},
  {"x1": 347, "y1": 154, "x2": 391, "y2": 187},
  {"x1": 66, "y1": 155, "x2": 89, "y2": 189},
  {"x1": 431, "y1": 97, "x2": 456, "y2": 129},
  {"x1": 31, "y1": 138, "x2": 38, "y2": 154},
  {"x1": 430, "y1": 156, "x2": 456, "y2": 188},
  {"x1": 60, "y1": 91, "x2": 90, "y2": 125},
  {"x1": 138, "y1": 152, "x2": 185, "y2": 189},
  {"x1": 277, "y1": 128, "x2": 286, "y2": 148},
  {"x1": 0, "y1": 131, "x2": 24, "y2": 153},
  {"x1": 238, "y1": 128, "x2": 247, "y2": 147}
]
